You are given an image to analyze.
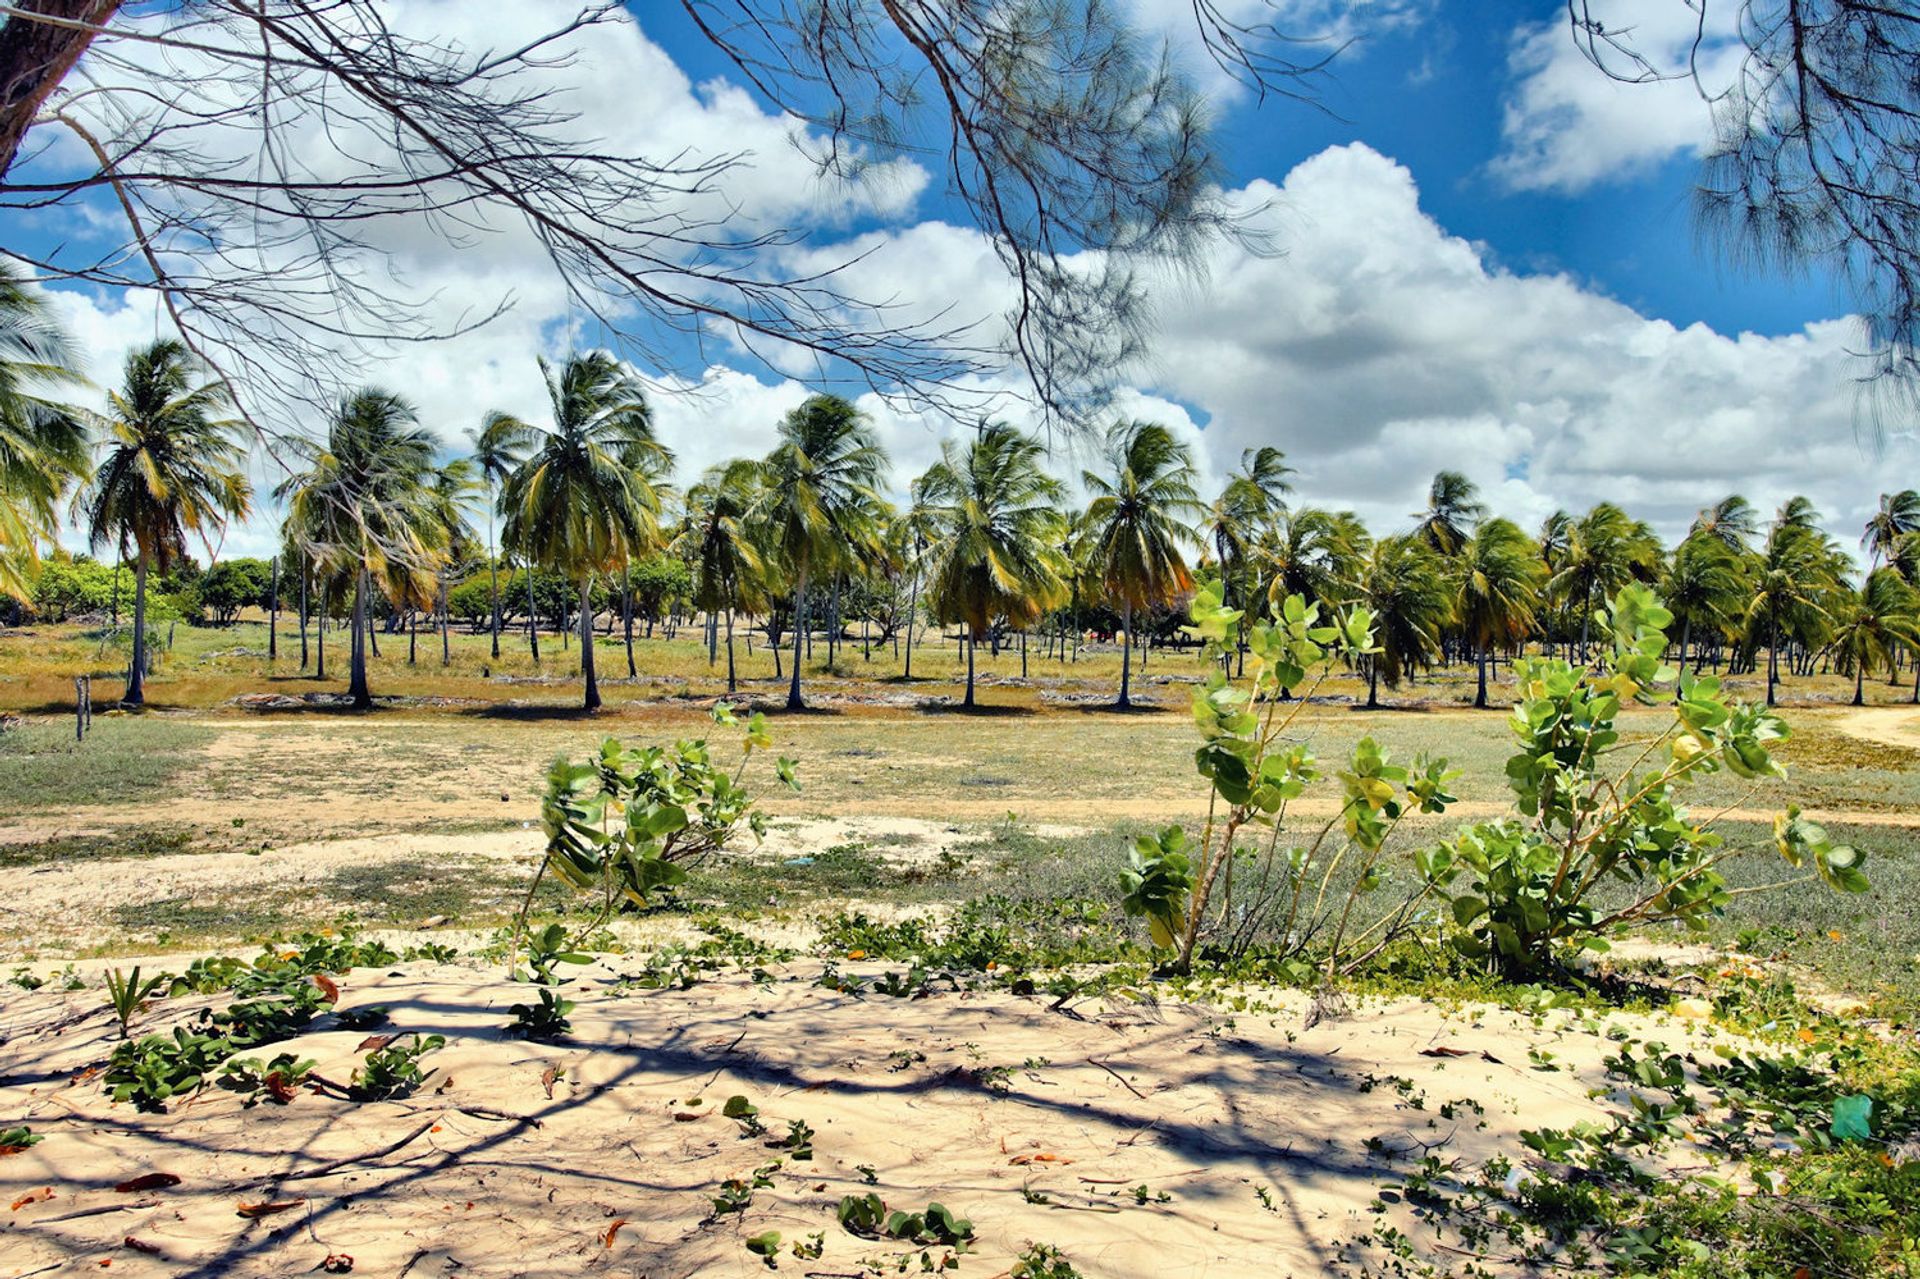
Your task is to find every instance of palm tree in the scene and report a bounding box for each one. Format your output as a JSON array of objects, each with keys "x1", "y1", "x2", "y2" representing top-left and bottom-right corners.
[
  {"x1": 1746, "y1": 518, "x2": 1837, "y2": 706},
  {"x1": 1414, "y1": 470, "x2": 1487, "y2": 556},
  {"x1": 0, "y1": 262, "x2": 89, "y2": 600},
  {"x1": 501, "y1": 353, "x2": 667, "y2": 712},
  {"x1": 427, "y1": 458, "x2": 481, "y2": 665},
  {"x1": 78, "y1": 340, "x2": 249, "y2": 707},
  {"x1": 1661, "y1": 532, "x2": 1746, "y2": 672},
  {"x1": 756, "y1": 394, "x2": 887, "y2": 710},
  {"x1": 280, "y1": 390, "x2": 446, "y2": 710},
  {"x1": 1082, "y1": 420, "x2": 1203, "y2": 708},
  {"x1": 1862, "y1": 490, "x2": 1920, "y2": 572},
  {"x1": 1455, "y1": 517, "x2": 1542, "y2": 708},
  {"x1": 917, "y1": 424, "x2": 1068, "y2": 707},
  {"x1": 471, "y1": 411, "x2": 534, "y2": 660},
  {"x1": 1201, "y1": 448, "x2": 1292, "y2": 661},
  {"x1": 676, "y1": 459, "x2": 765, "y2": 693},
  {"x1": 1549, "y1": 502, "x2": 1661, "y2": 658},
  {"x1": 1827, "y1": 570, "x2": 1919, "y2": 706},
  {"x1": 1256, "y1": 506, "x2": 1370, "y2": 612},
  {"x1": 1691, "y1": 495, "x2": 1759, "y2": 553},
  {"x1": 895, "y1": 474, "x2": 942, "y2": 679},
  {"x1": 1358, "y1": 535, "x2": 1452, "y2": 709}
]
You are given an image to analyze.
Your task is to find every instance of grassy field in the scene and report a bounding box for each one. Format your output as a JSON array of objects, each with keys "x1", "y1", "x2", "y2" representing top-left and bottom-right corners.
[
  {"x1": 4, "y1": 616, "x2": 1920, "y2": 1014},
  {"x1": 5, "y1": 619, "x2": 1920, "y2": 1279}
]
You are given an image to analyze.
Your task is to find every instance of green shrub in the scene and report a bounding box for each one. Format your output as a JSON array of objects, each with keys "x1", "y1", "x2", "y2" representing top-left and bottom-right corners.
[{"x1": 1420, "y1": 585, "x2": 1866, "y2": 973}]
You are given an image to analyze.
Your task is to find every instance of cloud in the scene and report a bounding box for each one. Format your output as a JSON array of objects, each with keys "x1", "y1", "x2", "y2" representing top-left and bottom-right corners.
[
  {"x1": 1491, "y1": 0, "x2": 1746, "y2": 193},
  {"x1": 1120, "y1": 0, "x2": 1430, "y2": 101},
  {"x1": 1137, "y1": 144, "x2": 1901, "y2": 548},
  {"x1": 30, "y1": 15, "x2": 1896, "y2": 570}
]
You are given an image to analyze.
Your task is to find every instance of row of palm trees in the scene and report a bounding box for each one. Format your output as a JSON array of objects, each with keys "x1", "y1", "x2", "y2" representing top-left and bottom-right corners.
[{"x1": 5, "y1": 269, "x2": 1917, "y2": 713}]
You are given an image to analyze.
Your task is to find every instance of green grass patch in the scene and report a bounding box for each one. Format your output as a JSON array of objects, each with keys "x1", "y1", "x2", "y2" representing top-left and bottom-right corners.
[{"x1": 0, "y1": 717, "x2": 214, "y2": 815}]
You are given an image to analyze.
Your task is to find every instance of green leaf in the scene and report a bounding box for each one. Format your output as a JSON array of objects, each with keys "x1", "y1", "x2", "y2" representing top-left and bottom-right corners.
[{"x1": 1831, "y1": 1094, "x2": 1873, "y2": 1141}]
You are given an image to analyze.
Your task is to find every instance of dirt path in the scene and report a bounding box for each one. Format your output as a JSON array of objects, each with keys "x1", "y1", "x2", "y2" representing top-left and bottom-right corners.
[{"x1": 1830, "y1": 705, "x2": 1920, "y2": 752}]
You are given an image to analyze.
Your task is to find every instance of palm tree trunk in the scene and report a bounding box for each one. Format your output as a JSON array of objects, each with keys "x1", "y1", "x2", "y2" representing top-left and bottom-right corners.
[
  {"x1": 965, "y1": 623, "x2": 977, "y2": 708},
  {"x1": 125, "y1": 555, "x2": 149, "y2": 707},
  {"x1": 828, "y1": 576, "x2": 841, "y2": 669},
  {"x1": 904, "y1": 566, "x2": 921, "y2": 679},
  {"x1": 1367, "y1": 656, "x2": 1380, "y2": 709},
  {"x1": 407, "y1": 608, "x2": 417, "y2": 665},
  {"x1": 580, "y1": 576, "x2": 600, "y2": 710},
  {"x1": 1854, "y1": 654, "x2": 1866, "y2": 707},
  {"x1": 623, "y1": 564, "x2": 637, "y2": 679},
  {"x1": 725, "y1": 598, "x2": 737, "y2": 693},
  {"x1": 1677, "y1": 616, "x2": 1691, "y2": 677},
  {"x1": 1118, "y1": 599, "x2": 1133, "y2": 709},
  {"x1": 1767, "y1": 610, "x2": 1779, "y2": 707},
  {"x1": 349, "y1": 571, "x2": 373, "y2": 710},
  {"x1": 488, "y1": 506, "x2": 502, "y2": 660},
  {"x1": 527, "y1": 561, "x2": 541, "y2": 663},
  {"x1": 788, "y1": 568, "x2": 809, "y2": 710},
  {"x1": 440, "y1": 581, "x2": 451, "y2": 666},
  {"x1": 1474, "y1": 647, "x2": 1488, "y2": 709},
  {"x1": 316, "y1": 585, "x2": 326, "y2": 680},
  {"x1": 298, "y1": 567, "x2": 310, "y2": 669},
  {"x1": 268, "y1": 555, "x2": 279, "y2": 661},
  {"x1": 366, "y1": 600, "x2": 381, "y2": 658}
]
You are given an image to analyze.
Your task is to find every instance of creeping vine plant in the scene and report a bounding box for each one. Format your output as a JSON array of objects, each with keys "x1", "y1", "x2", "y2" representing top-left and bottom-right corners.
[
  {"x1": 511, "y1": 703, "x2": 797, "y2": 973},
  {"x1": 1122, "y1": 582, "x2": 1457, "y2": 976}
]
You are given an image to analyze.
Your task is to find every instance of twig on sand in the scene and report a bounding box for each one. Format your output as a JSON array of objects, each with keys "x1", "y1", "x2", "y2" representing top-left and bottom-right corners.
[
  {"x1": 25, "y1": 1197, "x2": 161, "y2": 1224},
  {"x1": 267, "y1": 1119, "x2": 438, "y2": 1183},
  {"x1": 1086, "y1": 1057, "x2": 1150, "y2": 1100}
]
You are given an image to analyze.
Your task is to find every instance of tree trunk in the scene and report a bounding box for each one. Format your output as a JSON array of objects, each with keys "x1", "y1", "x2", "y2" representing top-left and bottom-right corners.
[
  {"x1": 268, "y1": 555, "x2": 279, "y2": 660},
  {"x1": 623, "y1": 564, "x2": 637, "y2": 679},
  {"x1": 1854, "y1": 655, "x2": 1866, "y2": 707},
  {"x1": 299, "y1": 568, "x2": 310, "y2": 668},
  {"x1": 1367, "y1": 656, "x2": 1380, "y2": 709},
  {"x1": 124, "y1": 554, "x2": 149, "y2": 707},
  {"x1": 1474, "y1": 647, "x2": 1488, "y2": 709},
  {"x1": 316, "y1": 585, "x2": 326, "y2": 679},
  {"x1": 440, "y1": 581, "x2": 451, "y2": 665},
  {"x1": 488, "y1": 510, "x2": 502, "y2": 660},
  {"x1": 903, "y1": 567, "x2": 920, "y2": 679},
  {"x1": 1766, "y1": 611, "x2": 1779, "y2": 707},
  {"x1": 787, "y1": 568, "x2": 809, "y2": 710},
  {"x1": 579, "y1": 577, "x2": 600, "y2": 710},
  {"x1": 965, "y1": 623, "x2": 977, "y2": 708},
  {"x1": 407, "y1": 608, "x2": 417, "y2": 664},
  {"x1": 828, "y1": 576, "x2": 840, "y2": 669},
  {"x1": 1118, "y1": 599, "x2": 1133, "y2": 709},
  {"x1": 0, "y1": 2, "x2": 122, "y2": 178},
  {"x1": 349, "y1": 571, "x2": 373, "y2": 709},
  {"x1": 725, "y1": 599, "x2": 737, "y2": 693},
  {"x1": 527, "y1": 562, "x2": 541, "y2": 662}
]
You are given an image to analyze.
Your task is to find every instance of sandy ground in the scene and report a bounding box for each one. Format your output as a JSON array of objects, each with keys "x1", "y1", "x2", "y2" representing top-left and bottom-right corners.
[
  {"x1": 0, "y1": 818, "x2": 1086, "y2": 955},
  {"x1": 0, "y1": 959, "x2": 1729, "y2": 1279}
]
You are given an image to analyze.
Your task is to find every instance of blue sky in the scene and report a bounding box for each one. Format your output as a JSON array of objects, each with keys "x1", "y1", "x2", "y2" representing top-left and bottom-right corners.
[{"x1": 18, "y1": 0, "x2": 1908, "y2": 555}]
